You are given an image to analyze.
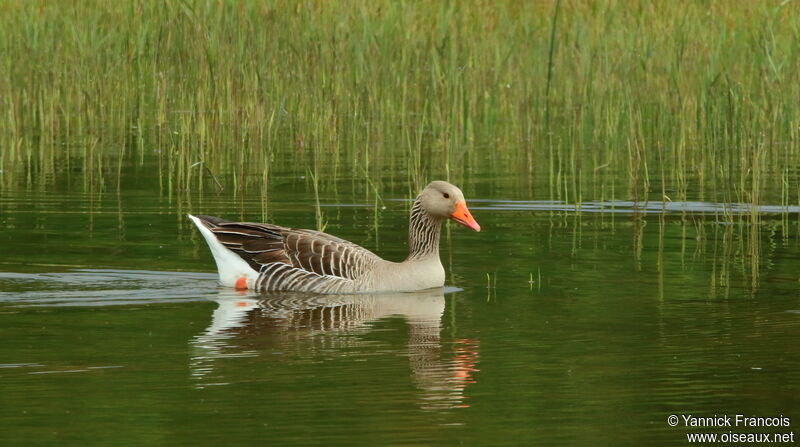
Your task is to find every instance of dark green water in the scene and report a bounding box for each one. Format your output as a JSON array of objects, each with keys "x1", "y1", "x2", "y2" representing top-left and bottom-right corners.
[{"x1": 1, "y1": 171, "x2": 799, "y2": 446}]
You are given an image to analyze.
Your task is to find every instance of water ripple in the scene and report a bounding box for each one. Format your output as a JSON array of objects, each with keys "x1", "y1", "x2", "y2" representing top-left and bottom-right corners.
[
  {"x1": 471, "y1": 199, "x2": 800, "y2": 214},
  {"x1": 0, "y1": 269, "x2": 220, "y2": 306}
]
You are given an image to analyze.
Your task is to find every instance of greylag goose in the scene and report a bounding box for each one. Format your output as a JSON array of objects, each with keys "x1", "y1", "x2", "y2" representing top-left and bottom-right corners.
[{"x1": 188, "y1": 181, "x2": 480, "y2": 293}]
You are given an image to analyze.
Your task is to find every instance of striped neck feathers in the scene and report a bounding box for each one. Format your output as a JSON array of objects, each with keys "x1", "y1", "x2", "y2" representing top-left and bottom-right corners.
[{"x1": 406, "y1": 199, "x2": 443, "y2": 260}]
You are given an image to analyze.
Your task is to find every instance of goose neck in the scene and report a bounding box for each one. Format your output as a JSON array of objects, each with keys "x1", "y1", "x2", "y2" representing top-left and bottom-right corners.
[{"x1": 406, "y1": 200, "x2": 442, "y2": 260}]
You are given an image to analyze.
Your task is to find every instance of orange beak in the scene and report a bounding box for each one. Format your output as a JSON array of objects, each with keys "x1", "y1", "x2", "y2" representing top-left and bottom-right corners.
[{"x1": 450, "y1": 200, "x2": 481, "y2": 232}]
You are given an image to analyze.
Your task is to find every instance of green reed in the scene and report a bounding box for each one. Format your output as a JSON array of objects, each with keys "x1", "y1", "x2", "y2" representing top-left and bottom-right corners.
[{"x1": 1, "y1": 0, "x2": 799, "y2": 210}]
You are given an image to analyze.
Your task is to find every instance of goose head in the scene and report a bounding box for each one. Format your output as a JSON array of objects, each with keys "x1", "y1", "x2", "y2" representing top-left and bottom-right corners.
[{"x1": 418, "y1": 181, "x2": 481, "y2": 232}]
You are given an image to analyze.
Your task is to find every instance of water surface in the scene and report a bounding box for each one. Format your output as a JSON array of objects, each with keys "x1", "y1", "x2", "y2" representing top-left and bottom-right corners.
[{"x1": 1, "y1": 180, "x2": 799, "y2": 445}]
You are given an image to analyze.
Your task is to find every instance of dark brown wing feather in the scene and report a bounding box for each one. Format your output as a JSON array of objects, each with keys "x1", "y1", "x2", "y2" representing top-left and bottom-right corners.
[{"x1": 194, "y1": 215, "x2": 378, "y2": 280}]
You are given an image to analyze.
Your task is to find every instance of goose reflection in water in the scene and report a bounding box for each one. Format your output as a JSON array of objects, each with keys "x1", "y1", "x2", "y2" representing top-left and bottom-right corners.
[{"x1": 190, "y1": 288, "x2": 479, "y2": 410}]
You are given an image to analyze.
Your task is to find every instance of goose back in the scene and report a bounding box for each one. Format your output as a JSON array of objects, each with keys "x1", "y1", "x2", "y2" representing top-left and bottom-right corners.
[{"x1": 193, "y1": 215, "x2": 381, "y2": 292}]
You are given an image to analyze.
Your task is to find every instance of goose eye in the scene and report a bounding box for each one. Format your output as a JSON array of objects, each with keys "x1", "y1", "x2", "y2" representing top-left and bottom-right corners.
[{"x1": 443, "y1": 193, "x2": 450, "y2": 199}]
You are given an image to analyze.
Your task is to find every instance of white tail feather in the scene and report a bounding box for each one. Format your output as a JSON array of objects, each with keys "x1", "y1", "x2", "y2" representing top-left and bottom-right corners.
[{"x1": 188, "y1": 214, "x2": 258, "y2": 288}]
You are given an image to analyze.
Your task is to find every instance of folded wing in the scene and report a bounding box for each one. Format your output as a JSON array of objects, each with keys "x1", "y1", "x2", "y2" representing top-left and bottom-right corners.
[{"x1": 193, "y1": 215, "x2": 379, "y2": 290}]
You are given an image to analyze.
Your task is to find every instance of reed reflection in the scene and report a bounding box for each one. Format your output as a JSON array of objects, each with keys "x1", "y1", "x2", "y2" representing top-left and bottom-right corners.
[{"x1": 190, "y1": 288, "x2": 478, "y2": 410}]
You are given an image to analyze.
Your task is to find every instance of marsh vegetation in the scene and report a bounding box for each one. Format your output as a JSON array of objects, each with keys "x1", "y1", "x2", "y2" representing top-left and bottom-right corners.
[{"x1": 3, "y1": 1, "x2": 799, "y2": 204}]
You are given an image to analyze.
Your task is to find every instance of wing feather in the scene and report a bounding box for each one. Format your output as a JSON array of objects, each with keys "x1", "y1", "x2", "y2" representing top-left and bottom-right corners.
[{"x1": 195, "y1": 215, "x2": 380, "y2": 289}]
